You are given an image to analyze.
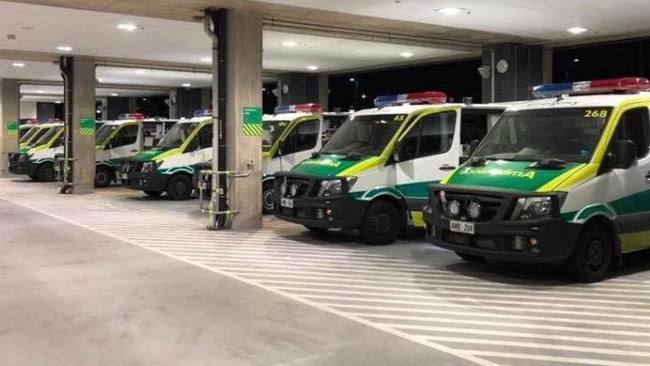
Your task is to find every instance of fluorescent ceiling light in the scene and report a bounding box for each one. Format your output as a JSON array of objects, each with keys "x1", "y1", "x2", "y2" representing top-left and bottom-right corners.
[
  {"x1": 117, "y1": 23, "x2": 139, "y2": 32},
  {"x1": 567, "y1": 27, "x2": 588, "y2": 34},
  {"x1": 97, "y1": 78, "x2": 104, "y2": 83},
  {"x1": 11, "y1": 62, "x2": 26, "y2": 68},
  {"x1": 134, "y1": 69, "x2": 147, "y2": 75},
  {"x1": 400, "y1": 52, "x2": 415, "y2": 58},
  {"x1": 110, "y1": 93, "x2": 119, "y2": 97},
  {"x1": 306, "y1": 65, "x2": 319, "y2": 71},
  {"x1": 349, "y1": 77, "x2": 356, "y2": 82},
  {"x1": 200, "y1": 57, "x2": 212, "y2": 63},
  {"x1": 437, "y1": 7, "x2": 466, "y2": 16},
  {"x1": 281, "y1": 40, "x2": 298, "y2": 47},
  {"x1": 36, "y1": 90, "x2": 45, "y2": 94},
  {"x1": 57, "y1": 45, "x2": 73, "y2": 52},
  {"x1": 182, "y1": 83, "x2": 192, "y2": 88},
  {"x1": 55, "y1": 101, "x2": 62, "y2": 104}
]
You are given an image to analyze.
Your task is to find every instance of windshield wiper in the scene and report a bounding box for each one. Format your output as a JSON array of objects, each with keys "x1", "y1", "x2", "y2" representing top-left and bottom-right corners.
[
  {"x1": 343, "y1": 151, "x2": 365, "y2": 160},
  {"x1": 528, "y1": 158, "x2": 569, "y2": 169},
  {"x1": 468, "y1": 156, "x2": 487, "y2": 167}
]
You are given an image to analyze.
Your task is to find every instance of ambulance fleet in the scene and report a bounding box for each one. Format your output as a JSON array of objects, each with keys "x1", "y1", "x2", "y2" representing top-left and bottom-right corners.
[{"x1": 8, "y1": 77, "x2": 650, "y2": 282}]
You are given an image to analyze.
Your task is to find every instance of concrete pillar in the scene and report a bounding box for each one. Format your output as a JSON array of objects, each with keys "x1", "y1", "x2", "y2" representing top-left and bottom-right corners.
[
  {"x1": 0, "y1": 79, "x2": 20, "y2": 177},
  {"x1": 542, "y1": 47, "x2": 553, "y2": 84},
  {"x1": 200, "y1": 88, "x2": 211, "y2": 110},
  {"x1": 106, "y1": 96, "x2": 129, "y2": 120},
  {"x1": 37, "y1": 102, "x2": 56, "y2": 121},
  {"x1": 318, "y1": 74, "x2": 330, "y2": 111},
  {"x1": 225, "y1": 9, "x2": 263, "y2": 230},
  {"x1": 277, "y1": 72, "x2": 319, "y2": 106},
  {"x1": 169, "y1": 88, "x2": 204, "y2": 119},
  {"x1": 481, "y1": 44, "x2": 544, "y2": 102},
  {"x1": 70, "y1": 57, "x2": 96, "y2": 194},
  {"x1": 127, "y1": 97, "x2": 137, "y2": 113}
]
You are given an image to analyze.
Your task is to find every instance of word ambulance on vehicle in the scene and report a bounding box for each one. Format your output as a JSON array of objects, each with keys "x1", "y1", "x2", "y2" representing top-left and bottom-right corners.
[
  {"x1": 56, "y1": 114, "x2": 177, "y2": 187},
  {"x1": 273, "y1": 91, "x2": 508, "y2": 245},
  {"x1": 424, "y1": 77, "x2": 650, "y2": 282},
  {"x1": 121, "y1": 110, "x2": 213, "y2": 200},
  {"x1": 193, "y1": 104, "x2": 348, "y2": 212},
  {"x1": 8, "y1": 122, "x2": 64, "y2": 181}
]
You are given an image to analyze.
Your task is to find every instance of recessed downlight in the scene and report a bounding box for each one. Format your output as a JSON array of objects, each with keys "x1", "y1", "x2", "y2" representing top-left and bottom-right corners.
[
  {"x1": 200, "y1": 57, "x2": 212, "y2": 63},
  {"x1": 134, "y1": 69, "x2": 147, "y2": 75},
  {"x1": 11, "y1": 62, "x2": 26, "y2": 68},
  {"x1": 182, "y1": 83, "x2": 192, "y2": 88},
  {"x1": 306, "y1": 65, "x2": 319, "y2": 71},
  {"x1": 117, "y1": 23, "x2": 140, "y2": 32},
  {"x1": 437, "y1": 7, "x2": 467, "y2": 16},
  {"x1": 110, "y1": 93, "x2": 119, "y2": 97},
  {"x1": 400, "y1": 52, "x2": 415, "y2": 58},
  {"x1": 36, "y1": 90, "x2": 45, "y2": 94},
  {"x1": 55, "y1": 101, "x2": 62, "y2": 104},
  {"x1": 281, "y1": 40, "x2": 298, "y2": 47},
  {"x1": 567, "y1": 27, "x2": 588, "y2": 34},
  {"x1": 57, "y1": 45, "x2": 73, "y2": 52}
]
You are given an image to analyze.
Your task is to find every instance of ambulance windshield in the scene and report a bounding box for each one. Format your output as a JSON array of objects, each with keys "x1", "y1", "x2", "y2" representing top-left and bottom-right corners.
[
  {"x1": 95, "y1": 124, "x2": 116, "y2": 146},
  {"x1": 158, "y1": 122, "x2": 199, "y2": 149},
  {"x1": 33, "y1": 125, "x2": 62, "y2": 146},
  {"x1": 26, "y1": 127, "x2": 51, "y2": 146},
  {"x1": 474, "y1": 107, "x2": 611, "y2": 164},
  {"x1": 19, "y1": 127, "x2": 38, "y2": 143},
  {"x1": 321, "y1": 114, "x2": 404, "y2": 157},
  {"x1": 263, "y1": 120, "x2": 290, "y2": 152}
]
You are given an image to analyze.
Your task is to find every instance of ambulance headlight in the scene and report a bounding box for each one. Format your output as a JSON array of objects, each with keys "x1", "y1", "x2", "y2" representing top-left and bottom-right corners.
[
  {"x1": 317, "y1": 176, "x2": 357, "y2": 197},
  {"x1": 516, "y1": 197, "x2": 552, "y2": 220},
  {"x1": 141, "y1": 161, "x2": 161, "y2": 173},
  {"x1": 280, "y1": 180, "x2": 288, "y2": 196}
]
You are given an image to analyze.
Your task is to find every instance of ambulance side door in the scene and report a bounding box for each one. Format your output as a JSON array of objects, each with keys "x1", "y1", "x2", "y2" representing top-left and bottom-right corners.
[
  {"x1": 107, "y1": 124, "x2": 140, "y2": 162},
  {"x1": 394, "y1": 109, "x2": 461, "y2": 211},
  {"x1": 279, "y1": 118, "x2": 321, "y2": 170},
  {"x1": 183, "y1": 123, "x2": 213, "y2": 166}
]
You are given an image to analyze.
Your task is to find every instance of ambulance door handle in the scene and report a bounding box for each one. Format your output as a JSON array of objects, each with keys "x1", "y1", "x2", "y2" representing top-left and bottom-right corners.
[
  {"x1": 439, "y1": 164, "x2": 456, "y2": 171},
  {"x1": 130, "y1": 149, "x2": 138, "y2": 153}
]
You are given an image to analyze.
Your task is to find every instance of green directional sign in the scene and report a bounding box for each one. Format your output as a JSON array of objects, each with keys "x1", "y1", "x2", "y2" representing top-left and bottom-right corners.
[
  {"x1": 6, "y1": 121, "x2": 19, "y2": 136},
  {"x1": 80, "y1": 117, "x2": 95, "y2": 137},
  {"x1": 242, "y1": 106, "x2": 263, "y2": 136}
]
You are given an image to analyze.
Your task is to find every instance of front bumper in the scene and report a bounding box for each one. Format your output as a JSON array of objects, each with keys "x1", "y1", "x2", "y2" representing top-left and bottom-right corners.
[
  {"x1": 122, "y1": 170, "x2": 169, "y2": 193},
  {"x1": 272, "y1": 174, "x2": 367, "y2": 229},
  {"x1": 423, "y1": 186, "x2": 581, "y2": 263},
  {"x1": 8, "y1": 156, "x2": 37, "y2": 176}
]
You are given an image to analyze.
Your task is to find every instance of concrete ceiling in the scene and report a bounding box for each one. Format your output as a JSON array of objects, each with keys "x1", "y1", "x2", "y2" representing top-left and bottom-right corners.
[{"x1": 2, "y1": 0, "x2": 650, "y2": 102}]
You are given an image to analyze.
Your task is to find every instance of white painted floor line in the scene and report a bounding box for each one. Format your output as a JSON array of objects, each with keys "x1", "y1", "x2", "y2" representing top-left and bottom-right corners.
[
  {"x1": 7, "y1": 200, "x2": 501, "y2": 366},
  {"x1": 462, "y1": 350, "x2": 650, "y2": 366},
  {"x1": 186, "y1": 256, "x2": 435, "y2": 271},
  {"x1": 383, "y1": 324, "x2": 650, "y2": 348},
  {"x1": 153, "y1": 250, "x2": 415, "y2": 265},
  {"x1": 321, "y1": 303, "x2": 650, "y2": 329},
  {"x1": 235, "y1": 272, "x2": 650, "y2": 300},
  {"x1": 298, "y1": 293, "x2": 650, "y2": 314},
  {"x1": 266, "y1": 283, "x2": 650, "y2": 307},
  {"x1": 143, "y1": 243, "x2": 391, "y2": 258},
  {"x1": 346, "y1": 312, "x2": 650, "y2": 338},
  {"x1": 419, "y1": 336, "x2": 650, "y2": 358}
]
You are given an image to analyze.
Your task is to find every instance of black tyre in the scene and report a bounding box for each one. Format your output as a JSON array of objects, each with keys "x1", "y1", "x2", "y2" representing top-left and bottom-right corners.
[
  {"x1": 565, "y1": 224, "x2": 613, "y2": 283},
  {"x1": 28, "y1": 174, "x2": 37, "y2": 180},
  {"x1": 35, "y1": 162, "x2": 55, "y2": 182},
  {"x1": 167, "y1": 174, "x2": 193, "y2": 201},
  {"x1": 262, "y1": 181, "x2": 276, "y2": 214},
  {"x1": 359, "y1": 200, "x2": 401, "y2": 245},
  {"x1": 94, "y1": 166, "x2": 112, "y2": 188},
  {"x1": 144, "y1": 190, "x2": 162, "y2": 198},
  {"x1": 456, "y1": 251, "x2": 484, "y2": 262}
]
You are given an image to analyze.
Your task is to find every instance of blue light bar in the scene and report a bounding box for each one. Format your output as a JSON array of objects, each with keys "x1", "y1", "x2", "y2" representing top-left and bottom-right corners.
[
  {"x1": 374, "y1": 91, "x2": 447, "y2": 108},
  {"x1": 533, "y1": 77, "x2": 650, "y2": 98},
  {"x1": 193, "y1": 109, "x2": 212, "y2": 117}
]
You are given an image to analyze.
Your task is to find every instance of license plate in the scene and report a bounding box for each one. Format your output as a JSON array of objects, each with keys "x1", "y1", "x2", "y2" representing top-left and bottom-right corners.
[
  {"x1": 280, "y1": 198, "x2": 294, "y2": 208},
  {"x1": 450, "y1": 220, "x2": 474, "y2": 235}
]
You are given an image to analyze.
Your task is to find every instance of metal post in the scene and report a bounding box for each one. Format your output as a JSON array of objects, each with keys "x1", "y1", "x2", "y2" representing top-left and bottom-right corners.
[
  {"x1": 204, "y1": 9, "x2": 220, "y2": 230},
  {"x1": 59, "y1": 56, "x2": 74, "y2": 194}
]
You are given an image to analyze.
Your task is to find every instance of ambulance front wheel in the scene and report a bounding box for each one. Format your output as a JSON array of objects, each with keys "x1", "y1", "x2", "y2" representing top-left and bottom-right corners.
[
  {"x1": 359, "y1": 200, "x2": 401, "y2": 245},
  {"x1": 35, "y1": 162, "x2": 55, "y2": 182},
  {"x1": 565, "y1": 224, "x2": 613, "y2": 283},
  {"x1": 167, "y1": 174, "x2": 193, "y2": 201},
  {"x1": 262, "y1": 181, "x2": 275, "y2": 214},
  {"x1": 94, "y1": 166, "x2": 112, "y2": 188}
]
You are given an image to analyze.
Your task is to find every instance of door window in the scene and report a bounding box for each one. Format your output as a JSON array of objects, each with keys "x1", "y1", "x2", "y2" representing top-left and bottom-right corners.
[
  {"x1": 110, "y1": 125, "x2": 139, "y2": 148},
  {"x1": 399, "y1": 111, "x2": 457, "y2": 162},
  {"x1": 185, "y1": 125, "x2": 213, "y2": 153},
  {"x1": 281, "y1": 119, "x2": 319, "y2": 155}
]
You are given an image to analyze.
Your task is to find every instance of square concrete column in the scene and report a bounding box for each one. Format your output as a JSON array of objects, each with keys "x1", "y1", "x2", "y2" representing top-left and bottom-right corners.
[
  {"x1": 0, "y1": 79, "x2": 20, "y2": 177},
  {"x1": 481, "y1": 44, "x2": 544, "y2": 102},
  {"x1": 318, "y1": 73, "x2": 330, "y2": 111},
  {"x1": 225, "y1": 9, "x2": 263, "y2": 230},
  {"x1": 69, "y1": 57, "x2": 96, "y2": 194}
]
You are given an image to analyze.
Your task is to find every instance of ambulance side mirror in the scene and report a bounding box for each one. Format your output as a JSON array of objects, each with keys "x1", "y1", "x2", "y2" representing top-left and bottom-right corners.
[{"x1": 615, "y1": 140, "x2": 636, "y2": 169}]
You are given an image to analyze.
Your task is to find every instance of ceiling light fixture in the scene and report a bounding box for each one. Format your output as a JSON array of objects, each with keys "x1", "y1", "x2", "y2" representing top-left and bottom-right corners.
[
  {"x1": 11, "y1": 62, "x2": 26, "y2": 68},
  {"x1": 437, "y1": 7, "x2": 467, "y2": 16},
  {"x1": 57, "y1": 45, "x2": 73, "y2": 52},
  {"x1": 182, "y1": 83, "x2": 192, "y2": 88},
  {"x1": 306, "y1": 65, "x2": 319, "y2": 71},
  {"x1": 200, "y1": 57, "x2": 212, "y2": 63},
  {"x1": 97, "y1": 78, "x2": 104, "y2": 83},
  {"x1": 400, "y1": 52, "x2": 415, "y2": 58},
  {"x1": 55, "y1": 101, "x2": 62, "y2": 104},
  {"x1": 110, "y1": 93, "x2": 119, "y2": 97},
  {"x1": 281, "y1": 40, "x2": 298, "y2": 47},
  {"x1": 567, "y1": 27, "x2": 588, "y2": 34},
  {"x1": 36, "y1": 90, "x2": 45, "y2": 94},
  {"x1": 134, "y1": 69, "x2": 147, "y2": 75},
  {"x1": 117, "y1": 23, "x2": 139, "y2": 32}
]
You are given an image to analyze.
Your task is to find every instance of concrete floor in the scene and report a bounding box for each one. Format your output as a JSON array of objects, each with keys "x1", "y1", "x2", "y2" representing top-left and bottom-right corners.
[{"x1": 2, "y1": 178, "x2": 650, "y2": 366}]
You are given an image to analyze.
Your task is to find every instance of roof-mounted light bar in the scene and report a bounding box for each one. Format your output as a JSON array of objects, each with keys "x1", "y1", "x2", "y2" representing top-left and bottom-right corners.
[
  {"x1": 274, "y1": 103, "x2": 321, "y2": 114},
  {"x1": 119, "y1": 113, "x2": 145, "y2": 120},
  {"x1": 532, "y1": 77, "x2": 650, "y2": 98},
  {"x1": 374, "y1": 91, "x2": 448, "y2": 108},
  {"x1": 193, "y1": 109, "x2": 212, "y2": 117}
]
